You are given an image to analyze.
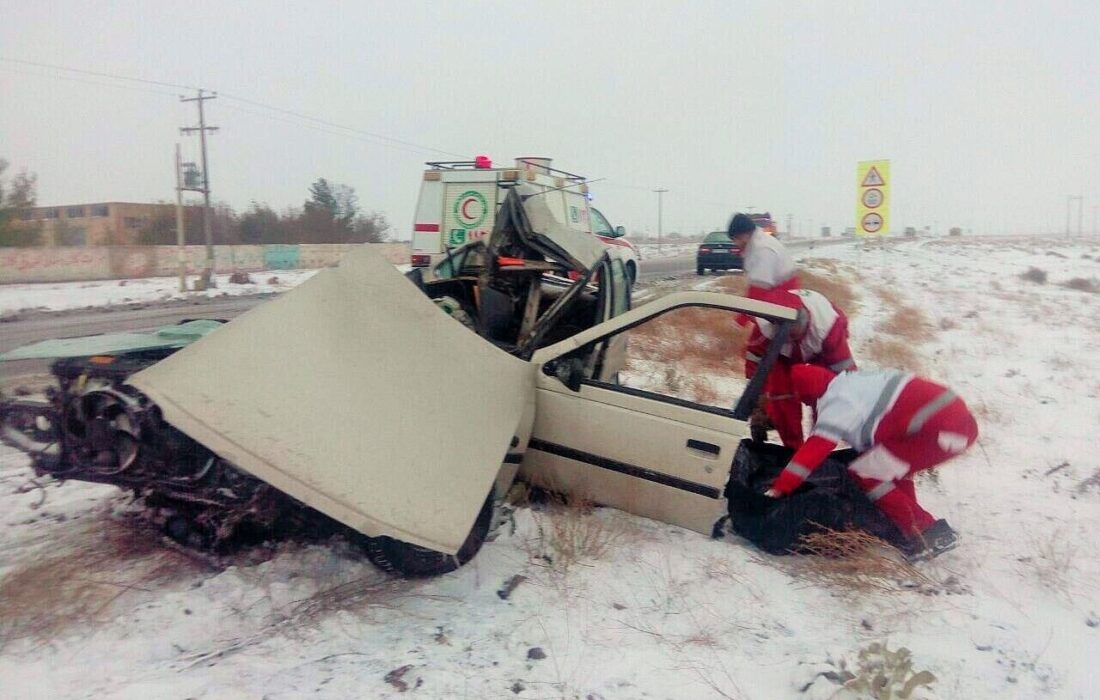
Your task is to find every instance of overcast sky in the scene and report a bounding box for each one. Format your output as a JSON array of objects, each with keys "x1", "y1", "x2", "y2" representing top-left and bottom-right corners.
[{"x1": 2, "y1": 1, "x2": 1097, "y2": 238}]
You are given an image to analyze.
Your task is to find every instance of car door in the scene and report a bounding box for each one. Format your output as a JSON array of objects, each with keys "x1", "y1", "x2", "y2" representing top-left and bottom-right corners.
[{"x1": 521, "y1": 292, "x2": 796, "y2": 536}]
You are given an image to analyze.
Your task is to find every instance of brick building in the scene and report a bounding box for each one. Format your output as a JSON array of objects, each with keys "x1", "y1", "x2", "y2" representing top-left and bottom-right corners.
[{"x1": 16, "y1": 202, "x2": 201, "y2": 246}]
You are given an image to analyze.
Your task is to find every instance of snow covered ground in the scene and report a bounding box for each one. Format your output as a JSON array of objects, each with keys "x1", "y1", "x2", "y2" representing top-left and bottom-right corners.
[
  {"x1": 2, "y1": 237, "x2": 1099, "y2": 698},
  {"x1": 0, "y1": 270, "x2": 324, "y2": 317}
]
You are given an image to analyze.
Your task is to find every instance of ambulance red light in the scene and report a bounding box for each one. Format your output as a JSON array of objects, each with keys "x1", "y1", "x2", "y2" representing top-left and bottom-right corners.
[
  {"x1": 410, "y1": 254, "x2": 430, "y2": 267},
  {"x1": 474, "y1": 155, "x2": 492, "y2": 169}
]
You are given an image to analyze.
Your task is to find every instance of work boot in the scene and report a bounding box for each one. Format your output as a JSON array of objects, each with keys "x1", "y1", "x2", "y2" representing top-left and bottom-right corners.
[{"x1": 899, "y1": 519, "x2": 958, "y2": 562}]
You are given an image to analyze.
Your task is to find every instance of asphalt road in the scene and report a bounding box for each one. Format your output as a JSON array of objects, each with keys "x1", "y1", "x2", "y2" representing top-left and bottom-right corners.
[{"x1": 0, "y1": 238, "x2": 848, "y2": 382}]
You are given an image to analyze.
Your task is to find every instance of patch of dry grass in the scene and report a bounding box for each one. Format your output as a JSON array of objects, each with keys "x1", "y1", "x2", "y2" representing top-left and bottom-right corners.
[
  {"x1": 864, "y1": 337, "x2": 924, "y2": 373},
  {"x1": 0, "y1": 512, "x2": 207, "y2": 647},
  {"x1": 784, "y1": 529, "x2": 939, "y2": 597},
  {"x1": 627, "y1": 306, "x2": 748, "y2": 376},
  {"x1": 527, "y1": 494, "x2": 629, "y2": 574},
  {"x1": 878, "y1": 304, "x2": 935, "y2": 343},
  {"x1": 1018, "y1": 530, "x2": 1081, "y2": 604},
  {"x1": 801, "y1": 269, "x2": 859, "y2": 318}
]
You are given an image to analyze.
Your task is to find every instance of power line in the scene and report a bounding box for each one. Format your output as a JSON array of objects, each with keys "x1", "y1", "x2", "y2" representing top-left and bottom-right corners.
[
  {"x1": 0, "y1": 56, "x2": 197, "y2": 91},
  {"x1": 0, "y1": 56, "x2": 466, "y2": 158}
]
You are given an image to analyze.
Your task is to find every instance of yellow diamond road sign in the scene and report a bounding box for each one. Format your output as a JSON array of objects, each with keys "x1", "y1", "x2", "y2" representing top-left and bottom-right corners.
[{"x1": 856, "y1": 160, "x2": 890, "y2": 235}]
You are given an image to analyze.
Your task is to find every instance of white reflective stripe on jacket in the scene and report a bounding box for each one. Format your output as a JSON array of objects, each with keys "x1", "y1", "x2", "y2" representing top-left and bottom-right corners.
[
  {"x1": 812, "y1": 369, "x2": 913, "y2": 451},
  {"x1": 755, "y1": 289, "x2": 839, "y2": 361}
]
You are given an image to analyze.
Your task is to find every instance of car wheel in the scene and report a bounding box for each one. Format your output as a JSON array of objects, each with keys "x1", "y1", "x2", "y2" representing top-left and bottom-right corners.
[
  {"x1": 697, "y1": 265, "x2": 705, "y2": 275},
  {"x1": 625, "y1": 261, "x2": 637, "y2": 288},
  {"x1": 361, "y1": 494, "x2": 494, "y2": 578}
]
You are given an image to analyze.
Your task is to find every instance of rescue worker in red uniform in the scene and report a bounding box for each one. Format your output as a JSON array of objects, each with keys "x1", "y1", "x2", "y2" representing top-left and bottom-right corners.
[
  {"x1": 727, "y1": 213, "x2": 800, "y2": 310},
  {"x1": 765, "y1": 364, "x2": 978, "y2": 560},
  {"x1": 727, "y1": 214, "x2": 856, "y2": 448},
  {"x1": 742, "y1": 288, "x2": 857, "y2": 448}
]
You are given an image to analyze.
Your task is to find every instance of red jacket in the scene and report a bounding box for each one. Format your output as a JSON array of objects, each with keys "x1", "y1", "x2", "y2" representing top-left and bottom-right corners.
[{"x1": 771, "y1": 369, "x2": 959, "y2": 494}]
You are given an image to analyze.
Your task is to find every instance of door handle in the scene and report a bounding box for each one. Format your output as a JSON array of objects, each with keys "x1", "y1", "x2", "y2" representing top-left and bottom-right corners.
[{"x1": 686, "y1": 439, "x2": 720, "y2": 456}]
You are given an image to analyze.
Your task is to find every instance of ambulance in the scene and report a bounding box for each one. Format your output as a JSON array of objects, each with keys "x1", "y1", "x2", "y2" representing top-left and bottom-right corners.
[{"x1": 410, "y1": 157, "x2": 639, "y2": 285}]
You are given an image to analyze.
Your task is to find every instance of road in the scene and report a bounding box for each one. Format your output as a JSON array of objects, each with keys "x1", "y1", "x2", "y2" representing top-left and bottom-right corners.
[{"x1": 0, "y1": 238, "x2": 847, "y2": 381}]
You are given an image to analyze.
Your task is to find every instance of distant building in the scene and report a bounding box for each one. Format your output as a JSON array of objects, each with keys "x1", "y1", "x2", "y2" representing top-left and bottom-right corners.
[{"x1": 14, "y1": 202, "x2": 200, "y2": 246}]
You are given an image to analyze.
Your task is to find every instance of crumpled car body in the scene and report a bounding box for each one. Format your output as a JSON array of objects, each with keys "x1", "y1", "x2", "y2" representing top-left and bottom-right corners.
[{"x1": 2, "y1": 185, "x2": 822, "y2": 575}]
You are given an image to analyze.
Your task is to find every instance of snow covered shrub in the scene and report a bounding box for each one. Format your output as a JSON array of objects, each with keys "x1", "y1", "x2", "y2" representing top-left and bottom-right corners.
[
  {"x1": 1062, "y1": 277, "x2": 1098, "y2": 293},
  {"x1": 1019, "y1": 267, "x2": 1048, "y2": 284}
]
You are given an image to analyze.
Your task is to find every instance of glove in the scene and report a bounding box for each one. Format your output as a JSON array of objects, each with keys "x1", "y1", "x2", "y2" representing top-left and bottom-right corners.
[{"x1": 763, "y1": 488, "x2": 782, "y2": 498}]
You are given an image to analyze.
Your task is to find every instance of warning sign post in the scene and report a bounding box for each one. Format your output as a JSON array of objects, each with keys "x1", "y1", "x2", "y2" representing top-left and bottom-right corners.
[{"x1": 856, "y1": 160, "x2": 890, "y2": 236}]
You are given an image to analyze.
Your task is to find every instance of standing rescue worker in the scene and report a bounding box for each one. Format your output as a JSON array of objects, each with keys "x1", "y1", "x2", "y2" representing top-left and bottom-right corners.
[
  {"x1": 743, "y1": 289, "x2": 858, "y2": 448},
  {"x1": 727, "y1": 213, "x2": 800, "y2": 310},
  {"x1": 766, "y1": 364, "x2": 978, "y2": 560}
]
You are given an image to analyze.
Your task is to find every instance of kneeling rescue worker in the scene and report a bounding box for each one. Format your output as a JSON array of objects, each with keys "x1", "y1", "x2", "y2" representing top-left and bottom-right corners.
[{"x1": 765, "y1": 364, "x2": 979, "y2": 560}]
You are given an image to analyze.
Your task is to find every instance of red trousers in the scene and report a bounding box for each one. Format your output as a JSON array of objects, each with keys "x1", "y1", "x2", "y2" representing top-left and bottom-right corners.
[
  {"x1": 745, "y1": 312, "x2": 855, "y2": 449},
  {"x1": 848, "y1": 397, "x2": 978, "y2": 535}
]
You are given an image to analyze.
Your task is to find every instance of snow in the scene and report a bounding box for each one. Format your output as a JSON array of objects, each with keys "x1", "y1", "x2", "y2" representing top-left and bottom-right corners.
[{"x1": 2, "y1": 237, "x2": 1100, "y2": 698}]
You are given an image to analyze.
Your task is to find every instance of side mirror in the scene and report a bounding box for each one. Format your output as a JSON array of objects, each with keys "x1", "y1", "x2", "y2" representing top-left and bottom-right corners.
[
  {"x1": 550, "y1": 357, "x2": 586, "y2": 392},
  {"x1": 613, "y1": 225, "x2": 626, "y2": 238}
]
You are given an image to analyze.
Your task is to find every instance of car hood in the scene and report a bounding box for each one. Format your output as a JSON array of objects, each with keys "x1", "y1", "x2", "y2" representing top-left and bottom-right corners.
[
  {"x1": 0, "y1": 320, "x2": 223, "y2": 362},
  {"x1": 513, "y1": 183, "x2": 607, "y2": 271},
  {"x1": 129, "y1": 247, "x2": 535, "y2": 554}
]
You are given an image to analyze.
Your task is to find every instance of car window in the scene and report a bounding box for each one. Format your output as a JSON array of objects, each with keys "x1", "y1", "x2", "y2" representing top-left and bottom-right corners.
[
  {"x1": 609, "y1": 259, "x2": 631, "y2": 318},
  {"x1": 432, "y1": 248, "x2": 468, "y2": 279},
  {"x1": 703, "y1": 231, "x2": 730, "y2": 244},
  {"x1": 590, "y1": 207, "x2": 614, "y2": 237},
  {"x1": 575, "y1": 305, "x2": 784, "y2": 414}
]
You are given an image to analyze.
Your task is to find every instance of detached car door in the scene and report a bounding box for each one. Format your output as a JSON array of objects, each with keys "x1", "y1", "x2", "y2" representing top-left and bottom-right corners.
[
  {"x1": 522, "y1": 292, "x2": 796, "y2": 536},
  {"x1": 130, "y1": 247, "x2": 535, "y2": 555}
]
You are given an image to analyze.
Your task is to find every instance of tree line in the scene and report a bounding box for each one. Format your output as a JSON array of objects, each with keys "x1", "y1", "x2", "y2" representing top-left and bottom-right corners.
[{"x1": 0, "y1": 160, "x2": 390, "y2": 247}]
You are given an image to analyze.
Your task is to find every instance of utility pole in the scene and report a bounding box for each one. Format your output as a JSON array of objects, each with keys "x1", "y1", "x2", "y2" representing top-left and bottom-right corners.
[
  {"x1": 653, "y1": 188, "x2": 668, "y2": 253},
  {"x1": 786, "y1": 213, "x2": 793, "y2": 238},
  {"x1": 174, "y1": 144, "x2": 187, "y2": 293},
  {"x1": 1066, "y1": 195, "x2": 1083, "y2": 238},
  {"x1": 181, "y1": 89, "x2": 219, "y2": 289},
  {"x1": 1077, "y1": 195, "x2": 1084, "y2": 237}
]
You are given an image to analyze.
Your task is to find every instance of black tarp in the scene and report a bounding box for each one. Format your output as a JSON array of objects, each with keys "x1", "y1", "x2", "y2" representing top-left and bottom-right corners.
[{"x1": 724, "y1": 440, "x2": 907, "y2": 554}]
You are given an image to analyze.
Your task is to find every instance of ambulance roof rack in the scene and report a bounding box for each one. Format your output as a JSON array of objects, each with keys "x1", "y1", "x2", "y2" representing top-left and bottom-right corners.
[
  {"x1": 424, "y1": 159, "x2": 587, "y2": 183},
  {"x1": 424, "y1": 160, "x2": 484, "y2": 170}
]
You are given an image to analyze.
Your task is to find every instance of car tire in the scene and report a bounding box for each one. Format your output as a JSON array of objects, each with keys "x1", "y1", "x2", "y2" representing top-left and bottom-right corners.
[
  {"x1": 696, "y1": 265, "x2": 705, "y2": 275},
  {"x1": 361, "y1": 494, "x2": 494, "y2": 578},
  {"x1": 625, "y1": 261, "x2": 637, "y2": 288}
]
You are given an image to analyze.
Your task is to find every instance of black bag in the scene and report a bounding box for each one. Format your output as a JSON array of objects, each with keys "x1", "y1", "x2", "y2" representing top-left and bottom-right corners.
[{"x1": 724, "y1": 440, "x2": 907, "y2": 554}]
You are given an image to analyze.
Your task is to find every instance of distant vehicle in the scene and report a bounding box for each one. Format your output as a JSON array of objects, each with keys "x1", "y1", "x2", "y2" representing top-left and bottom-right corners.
[
  {"x1": 410, "y1": 157, "x2": 639, "y2": 285},
  {"x1": 696, "y1": 231, "x2": 743, "y2": 274},
  {"x1": 843, "y1": 227, "x2": 856, "y2": 237},
  {"x1": 949, "y1": 227, "x2": 962, "y2": 236},
  {"x1": 821, "y1": 227, "x2": 832, "y2": 238},
  {"x1": 904, "y1": 227, "x2": 917, "y2": 237}
]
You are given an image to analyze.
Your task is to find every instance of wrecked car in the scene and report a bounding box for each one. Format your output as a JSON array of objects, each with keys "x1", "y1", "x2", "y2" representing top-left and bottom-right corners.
[
  {"x1": 1, "y1": 187, "x2": 897, "y2": 578},
  {"x1": 0, "y1": 187, "x2": 630, "y2": 576}
]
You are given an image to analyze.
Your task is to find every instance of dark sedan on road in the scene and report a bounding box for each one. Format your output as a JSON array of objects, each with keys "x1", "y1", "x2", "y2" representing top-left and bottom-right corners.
[{"x1": 696, "y1": 231, "x2": 742, "y2": 274}]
